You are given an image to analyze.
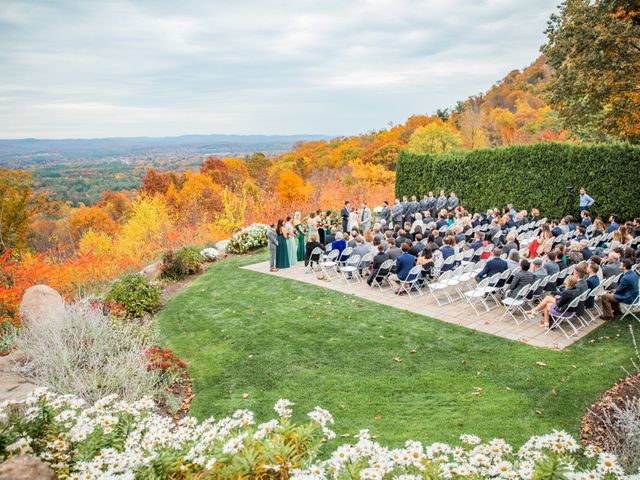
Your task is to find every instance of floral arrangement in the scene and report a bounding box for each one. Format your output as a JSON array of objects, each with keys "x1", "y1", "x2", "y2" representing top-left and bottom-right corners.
[
  {"x1": 226, "y1": 223, "x2": 269, "y2": 254},
  {"x1": 0, "y1": 389, "x2": 626, "y2": 480}
]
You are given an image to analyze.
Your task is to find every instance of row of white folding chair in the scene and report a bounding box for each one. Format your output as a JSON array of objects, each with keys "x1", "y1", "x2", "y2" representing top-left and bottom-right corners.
[{"x1": 546, "y1": 290, "x2": 590, "y2": 339}]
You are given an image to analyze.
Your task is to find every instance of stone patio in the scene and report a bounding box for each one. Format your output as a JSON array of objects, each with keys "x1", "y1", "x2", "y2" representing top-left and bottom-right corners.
[{"x1": 242, "y1": 261, "x2": 605, "y2": 350}]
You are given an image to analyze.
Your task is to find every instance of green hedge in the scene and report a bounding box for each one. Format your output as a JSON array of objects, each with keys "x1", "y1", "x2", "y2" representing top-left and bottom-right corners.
[{"x1": 395, "y1": 142, "x2": 640, "y2": 220}]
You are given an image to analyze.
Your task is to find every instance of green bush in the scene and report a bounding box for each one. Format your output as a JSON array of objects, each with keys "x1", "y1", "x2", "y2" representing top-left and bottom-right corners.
[
  {"x1": 395, "y1": 142, "x2": 640, "y2": 220},
  {"x1": 160, "y1": 247, "x2": 203, "y2": 281},
  {"x1": 106, "y1": 274, "x2": 162, "y2": 319}
]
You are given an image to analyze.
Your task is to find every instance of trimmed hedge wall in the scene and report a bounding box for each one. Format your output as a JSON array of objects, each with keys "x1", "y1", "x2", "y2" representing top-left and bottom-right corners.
[{"x1": 395, "y1": 142, "x2": 640, "y2": 220}]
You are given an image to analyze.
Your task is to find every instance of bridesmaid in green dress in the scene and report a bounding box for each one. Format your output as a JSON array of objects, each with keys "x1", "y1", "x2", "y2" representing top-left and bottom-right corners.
[
  {"x1": 284, "y1": 217, "x2": 297, "y2": 266},
  {"x1": 293, "y1": 211, "x2": 306, "y2": 262},
  {"x1": 275, "y1": 219, "x2": 290, "y2": 269}
]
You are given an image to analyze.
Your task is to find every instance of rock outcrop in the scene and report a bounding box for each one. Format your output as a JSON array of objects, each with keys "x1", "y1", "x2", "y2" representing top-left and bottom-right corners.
[{"x1": 0, "y1": 455, "x2": 57, "y2": 480}]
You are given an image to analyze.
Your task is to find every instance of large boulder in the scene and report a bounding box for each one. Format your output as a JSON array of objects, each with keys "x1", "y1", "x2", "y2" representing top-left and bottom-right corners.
[
  {"x1": 19, "y1": 285, "x2": 65, "y2": 325},
  {"x1": 0, "y1": 351, "x2": 36, "y2": 404},
  {"x1": 214, "y1": 240, "x2": 229, "y2": 257},
  {"x1": 0, "y1": 455, "x2": 57, "y2": 480}
]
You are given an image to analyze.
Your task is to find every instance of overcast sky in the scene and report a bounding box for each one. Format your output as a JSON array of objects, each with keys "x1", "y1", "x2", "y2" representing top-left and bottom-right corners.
[{"x1": 0, "y1": 0, "x2": 560, "y2": 139}]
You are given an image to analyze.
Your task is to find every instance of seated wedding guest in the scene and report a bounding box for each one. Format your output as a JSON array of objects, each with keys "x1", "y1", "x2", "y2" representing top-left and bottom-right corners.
[
  {"x1": 372, "y1": 224, "x2": 384, "y2": 241},
  {"x1": 453, "y1": 224, "x2": 466, "y2": 244},
  {"x1": 530, "y1": 208, "x2": 541, "y2": 223},
  {"x1": 383, "y1": 231, "x2": 394, "y2": 251},
  {"x1": 592, "y1": 218, "x2": 606, "y2": 237},
  {"x1": 530, "y1": 258, "x2": 547, "y2": 296},
  {"x1": 389, "y1": 243, "x2": 417, "y2": 292},
  {"x1": 634, "y1": 218, "x2": 640, "y2": 237},
  {"x1": 503, "y1": 232, "x2": 518, "y2": 256},
  {"x1": 589, "y1": 255, "x2": 604, "y2": 281},
  {"x1": 411, "y1": 225, "x2": 423, "y2": 241},
  {"x1": 417, "y1": 247, "x2": 435, "y2": 282},
  {"x1": 602, "y1": 252, "x2": 622, "y2": 279},
  {"x1": 526, "y1": 275, "x2": 581, "y2": 329},
  {"x1": 353, "y1": 236, "x2": 370, "y2": 260},
  {"x1": 580, "y1": 210, "x2": 592, "y2": 227},
  {"x1": 440, "y1": 237, "x2": 456, "y2": 271},
  {"x1": 506, "y1": 249, "x2": 520, "y2": 271},
  {"x1": 579, "y1": 239, "x2": 594, "y2": 261},
  {"x1": 503, "y1": 213, "x2": 516, "y2": 230},
  {"x1": 551, "y1": 220, "x2": 563, "y2": 237},
  {"x1": 475, "y1": 248, "x2": 508, "y2": 282},
  {"x1": 469, "y1": 232, "x2": 484, "y2": 252},
  {"x1": 623, "y1": 247, "x2": 637, "y2": 264},
  {"x1": 412, "y1": 233, "x2": 425, "y2": 254},
  {"x1": 555, "y1": 246, "x2": 568, "y2": 270},
  {"x1": 324, "y1": 226, "x2": 337, "y2": 246},
  {"x1": 331, "y1": 232, "x2": 347, "y2": 254},
  {"x1": 370, "y1": 236, "x2": 382, "y2": 255},
  {"x1": 600, "y1": 259, "x2": 639, "y2": 319},
  {"x1": 574, "y1": 266, "x2": 589, "y2": 293},
  {"x1": 504, "y1": 259, "x2": 535, "y2": 298},
  {"x1": 363, "y1": 229, "x2": 374, "y2": 244},
  {"x1": 410, "y1": 212, "x2": 424, "y2": 234},
  {"x1": 608, "y1": 214, "x2": 620, "y2": 233},
  {"x1": 367, "y1": 244, "x2": 391, "y2": 286},
  {"x1": 387, "y1": 242, "x2": 402, "y2": 261},
  {"x1": 567, "y1": 241, "x2": 583, "y2": 266},
  {"x1": 304, "y1": 233, "x2": 325, "y2": 267},
  {"x1": 585, "y1": 262, "x2": 600, "y2": 309},
  {"x1": 435, "y1": 212, "x2": 448, "y2": 230},
  {"x1": 432, "y1": 229, "x2": 443, "y2": 248},
  {"x1": 543, "y1": 251, "x2": 560, "y2": 275}
]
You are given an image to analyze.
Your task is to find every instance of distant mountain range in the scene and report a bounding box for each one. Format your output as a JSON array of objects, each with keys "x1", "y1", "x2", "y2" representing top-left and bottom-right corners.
[{"x1": 0, "y1": 134, "x2": 335, "y2": 165}]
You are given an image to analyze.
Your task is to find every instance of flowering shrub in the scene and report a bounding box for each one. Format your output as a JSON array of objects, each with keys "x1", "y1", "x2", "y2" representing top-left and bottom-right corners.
[
  {"x1": 146, "y1": 347, "x2": 187, "y2": 386},
  {"x1": 0, "y1": 389, "x2": 627, "y2": 480},
  {"x1": 226, "y1": 223, "x2": 269, "y2": 254},
  {"x1": 106, "y1": 273, "x2": 162, "y2": 319}
]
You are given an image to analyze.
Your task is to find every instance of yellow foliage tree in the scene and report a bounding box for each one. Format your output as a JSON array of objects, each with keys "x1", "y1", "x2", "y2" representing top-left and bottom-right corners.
[
  {"x1": 119, "y1": 196, "x2": 173, "y2": 260},
  {"x1": 276, "y1": 170, "x2": 310, "y2": 206},
  {"x1": 406, "y1": 123, "x2": 462, "y2": 154}
]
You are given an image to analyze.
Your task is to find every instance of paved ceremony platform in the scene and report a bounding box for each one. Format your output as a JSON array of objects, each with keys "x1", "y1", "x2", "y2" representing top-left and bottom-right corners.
[{"x1": 242, "y1": 261, "x2": 605, "y2": 350}]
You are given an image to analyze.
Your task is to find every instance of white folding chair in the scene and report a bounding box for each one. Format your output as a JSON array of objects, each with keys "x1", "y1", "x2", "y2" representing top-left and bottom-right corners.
[
  {"x1": 319, "y1": 249, "x2": 339, "y2": 280},
  {"x1": 396, "y1": 265, "x2": 423, "y2": 298},
  {"x1": 428, "y1": 270, "x2": 455, "y2": 306},
  {"x1": 371, "y1": 259, "x2": 394, "y2": 291},
  {"x1": 341, "y1": 254, "x2": 361, "y2": 285},
  {"x1": 337, "y1": 247, "x2": 353, "y2": 268},
  {"x1": 501, "y1": 284, "x2": 532, "y2": 325},
  {"x1": 357, "y1": 252, "x2": 373, "y2": 282},
  {"x1": 463, "y1": 276, "x2": 497, "y2": 316},
  {"x1": 620, "y1": 293, "x2": 640, "y2": 322},
  {"x1": 547, "y1": 296, "x2": 581, "y2": 339},
  {"x1": 306, "y1": 247, "x2": 324, "y2": 273}
]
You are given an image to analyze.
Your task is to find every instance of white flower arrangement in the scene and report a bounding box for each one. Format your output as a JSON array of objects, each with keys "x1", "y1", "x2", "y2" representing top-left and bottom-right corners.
[
  {"x1": 226, "y1": 223, "x2": 269, "y2": 254},
  {"x1": 0, "y1": 388, "x2": 627, "y2": 480}
]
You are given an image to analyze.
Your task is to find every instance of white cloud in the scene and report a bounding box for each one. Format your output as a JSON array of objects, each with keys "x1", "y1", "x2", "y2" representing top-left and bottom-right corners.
[{"x1": 0, "y1": 0, "x2": 559, "y2": 138}]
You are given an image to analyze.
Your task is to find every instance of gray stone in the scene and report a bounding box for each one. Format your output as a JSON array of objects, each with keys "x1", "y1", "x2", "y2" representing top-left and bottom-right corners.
[
  {"x1": 140, "y1": 260, "x2": 162, "y2": 280},
  {"x1": 214, "y1": 240, "x2": 229, "y2": 256},
  {"x1": 0, "y1": 455, "x2": 57, "y2": 480},
  {"x1": 0, "y1": 351, "x2": 37, "y2": 404},
  {"x1": 19, "y1": 285, "x2": 65, "y2": 325}
]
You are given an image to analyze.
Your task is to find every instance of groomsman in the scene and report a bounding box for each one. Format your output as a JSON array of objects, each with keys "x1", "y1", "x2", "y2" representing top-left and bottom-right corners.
[
  {"x1": 267, "y1": 223, "x2": 279, "y2": 272},
  {"x1": 435, "y1": 190, "x2": 447, "y2": 214},
  {"x1": 447, "y1": 191, "x2": 459, "y2": 212},
  {"x1": 360, "y1": 202, "x2": 371, "y2": 231},
  {"x1": 401, "y1": 195, "x2": 410, "y2": 225},
  {"x1": 425, "y1": 191, "x2": 436, "y2": 218},
  {"x1": 340, "y1": 201, "x2": 351, "y2": 232},
  {"x1": 380, "y1": 200, "x2": 391, "y2": 227},
  {"x1": 408, "y1": 195, "x2": 420, "y2": 223},
  {"x1": 392, "y1": 198, "x2": 404, "y2": 227}
]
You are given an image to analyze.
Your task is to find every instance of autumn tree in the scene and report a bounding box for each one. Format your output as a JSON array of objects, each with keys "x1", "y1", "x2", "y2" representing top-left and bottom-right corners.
[
  {"x1": 0, "y1": 169, "x2": 33, "y2": 253},
  {"x1": 68, "y1": 206, "x2": 119, "y2": 241},
  {"x1": 542, "y1": 0, "x2": 640, "y2": 142},
  {"x1": 200, "y1": 156, "x2": 230, "y2": 185},
  {"x1": 406, "y1": 123, "x2": 462, "y2": 154},
  {"x1": 244, "y1": 152, "x2": 272, "y2": 187},
  {"x1": 276, "y1": 170, "x2": 310, "y2": 206},
  {"x1": 140, "y1": 168, "x2": 184, "y2": 196}
]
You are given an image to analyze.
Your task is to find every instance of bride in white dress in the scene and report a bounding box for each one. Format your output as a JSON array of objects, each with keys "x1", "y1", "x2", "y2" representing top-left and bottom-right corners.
[{"x1": 347, "y1": 209, "x2": 359, "y2": 233}]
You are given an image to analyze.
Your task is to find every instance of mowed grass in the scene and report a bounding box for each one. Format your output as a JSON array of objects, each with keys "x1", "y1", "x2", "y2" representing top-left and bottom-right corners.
[{"x1": 158, "y1": 251, "x2": 637, "y2": 447}]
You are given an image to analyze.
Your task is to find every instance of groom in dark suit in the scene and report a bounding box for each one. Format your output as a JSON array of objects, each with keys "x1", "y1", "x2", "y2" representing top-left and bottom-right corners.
[{"x1": 341, "y1": 201, "x2": 351, "y2": 233}]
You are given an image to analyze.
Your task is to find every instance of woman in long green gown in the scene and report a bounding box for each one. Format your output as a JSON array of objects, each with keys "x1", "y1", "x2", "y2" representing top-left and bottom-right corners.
[
  {"x1": 284, "y1": 217, "x2": 297, "y2": 266},
  {"x1": 294, "y1": 211, "x2": 306, "y2": 262},
  {"x1": 275, "y1": 219, "x2": 290, "y2": 269}
]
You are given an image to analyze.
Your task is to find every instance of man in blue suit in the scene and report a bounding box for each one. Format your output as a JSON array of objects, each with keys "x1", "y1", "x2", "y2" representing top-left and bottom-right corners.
[
  {"x1": 585, "y1": 262, "x2": 600, "y2": 309},
  {"x1": 601, "y1": 259, "x2": 639, "y2": 319},
  {"x1": 474, "y1": 248, "x2": 508, "y2": 282},
  {"x1": 439, "y1": 237, "x2": 456, "y2": 271},
  {"x1": 389, "y1": 243, "x2": 416, "y2": 291}
]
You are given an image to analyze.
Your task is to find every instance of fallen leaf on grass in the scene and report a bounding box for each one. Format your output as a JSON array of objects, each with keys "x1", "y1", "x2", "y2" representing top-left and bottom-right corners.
[
  {"x1": 241, "y1": 393, "x2": 249, "y2": 399},
  {"x1": 505, "y1": 387, "x2": 512, "y2": 391},
  {"x1": 394, "y1": 357, "x2": 402, "y2": 363},
  {"x1": 535, "y1": 409, "x2": 544, "y2": 416},
  {"x1": 551, "y1": 388, "x2": 557, "y2": 396},
  {"x1": 374, "y1": 415, "x2": 382, "y2": 420},
  {"x1": 536, "y1": 361, "x2": 547, "y2": 367},
  {"x1": 339, "y1": 433, "x2": 351, "y2": 438},
  {"x1": 410, "y1": 349, "x2": 417, "y2": 353},
  {"x1": 471, "y1": 387, "x2": 483, "y2": 396}
]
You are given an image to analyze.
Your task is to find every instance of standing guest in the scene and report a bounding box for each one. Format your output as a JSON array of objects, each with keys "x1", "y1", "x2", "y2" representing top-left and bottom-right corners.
[
  {"x1": 392, "y1": 198, "x2": 404, "y2": 228},
  {"x1": 389, "y1": 243, "x2": 416, "y2": 292},
  {"x1": 380, "y1": 200, "x2": 391, "y2": 227},
  {"x1": 275, "y1": 219, "x2": 290, "y2": 269},
  {"x1": 293, "y1": 212, "x2": 306, "y2": 262},
  {"x1": 579, "y1": 187, "x2": 595, "y2": 215},
  {"x1": 267, "y1": 223, "x2": 279, "y2": 272},
  {"x1": 316, "y1": 210, "x2": 326, "y2": 244},
  {"x1": 601, "y1": 259, "x2": 639, "y2": 319},
  {"x1": 447, "y1": 191, "x2": 459, "y2": 212},
  {"x1": 284, "y1": 217, "x2": 297, "y2": 266},
  {"x1": 360, "y1": 202, "x2": 371, "y2": 232},
  {"x1": 436, "y1": 190, "x2": 447, "y2": 215},
  {"x1": 304, "y1": 233, "x2": 325, "y2": 268},
  {"x1": 340, "y1": 201, "x2": 351, "y2": 233},
  {"x1": 307, "y1": 212, "x2": 319, "y2": 241}
]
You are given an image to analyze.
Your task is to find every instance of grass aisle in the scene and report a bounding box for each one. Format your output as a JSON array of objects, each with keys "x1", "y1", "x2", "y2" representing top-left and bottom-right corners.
[{"x1": 158, "y1": 251, "x2": 636, "y2": 447}]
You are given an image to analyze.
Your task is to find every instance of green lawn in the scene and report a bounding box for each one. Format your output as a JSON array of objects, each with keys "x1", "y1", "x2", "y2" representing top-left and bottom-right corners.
[{"x1": 158, "y1": 251, "x2": 636, "y2": 447}]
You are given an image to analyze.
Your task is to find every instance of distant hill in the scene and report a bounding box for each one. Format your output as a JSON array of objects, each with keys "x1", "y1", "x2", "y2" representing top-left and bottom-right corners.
[{"x1": 0, "y1": 134, "x2": 335, "y2": 165}]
